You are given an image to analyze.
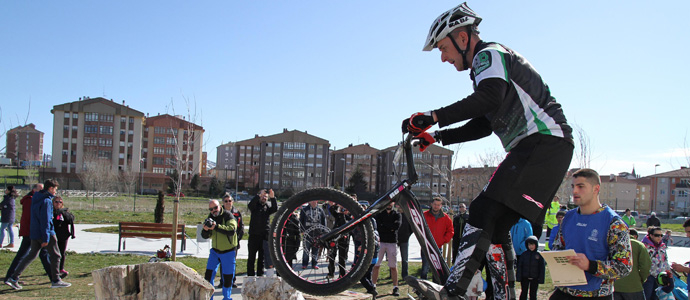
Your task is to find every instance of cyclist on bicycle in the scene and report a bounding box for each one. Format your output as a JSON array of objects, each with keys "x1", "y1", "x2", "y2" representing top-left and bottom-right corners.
[{"x1": 403, "y1": 3, "x2": 574, "y2": 299}]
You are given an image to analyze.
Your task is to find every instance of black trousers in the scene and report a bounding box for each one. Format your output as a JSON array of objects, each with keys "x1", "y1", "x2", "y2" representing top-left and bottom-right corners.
[
  {"x1": 519, "y1": 279, "x2": 539, "y2": 300},
  {"x1": 247, "y1": 234, "x2": 265, "y2": 276},
  {"x1": 57, "y1": 237, "x2": 69, "y2": 271}
]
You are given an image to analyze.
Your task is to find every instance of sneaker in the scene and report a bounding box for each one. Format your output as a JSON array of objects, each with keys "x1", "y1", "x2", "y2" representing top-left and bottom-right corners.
[
  {"x1": 404, "y1": 276, "x2": 462, "y2": 300},
  {"x1": 392, "y1": 286, "x2": 400, "y2": 296},
  {"x1": 5, "y1": 278, "x2": 22, "y2": 290},
  {"x1": 367, "y1": 288, "x2": 378, "y2": 298},
  {"x1": 51, "y1": 280, "x2": 71, "y2": 288},
  {"x1": 313, "y1": 265, "x2": 319, "y2": 270},
  {"x1": 4, "y1": 243, "x2": 14, "y2": 248}
]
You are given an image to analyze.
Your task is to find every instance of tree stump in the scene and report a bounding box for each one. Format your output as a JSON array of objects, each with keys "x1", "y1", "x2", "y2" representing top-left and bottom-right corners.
[{"x1": 92, "y1": 262, "x2": 213, "y2": 300}]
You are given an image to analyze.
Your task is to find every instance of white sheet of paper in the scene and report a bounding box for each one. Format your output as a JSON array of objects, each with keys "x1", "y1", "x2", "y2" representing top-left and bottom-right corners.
[{"x1": 539, "y1": 249, "x2": 588, "y2": 286}]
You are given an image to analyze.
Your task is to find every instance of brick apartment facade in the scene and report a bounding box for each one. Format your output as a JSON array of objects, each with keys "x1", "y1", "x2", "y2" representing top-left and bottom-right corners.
[
  {"x1": 6, "y1": 123, "x2": 43, "y2": 165},
  {"x1": 143, "y1": 114, "x2": 204, "y2": 181}
]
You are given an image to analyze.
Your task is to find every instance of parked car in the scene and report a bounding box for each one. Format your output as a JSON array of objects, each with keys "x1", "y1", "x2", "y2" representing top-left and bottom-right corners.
[
  {"x1": 141, "y1": 189, "x2": 158, "y2": 195},
  {"x1": 167, "y1": 192, "x2": 185, "y2": 197}
]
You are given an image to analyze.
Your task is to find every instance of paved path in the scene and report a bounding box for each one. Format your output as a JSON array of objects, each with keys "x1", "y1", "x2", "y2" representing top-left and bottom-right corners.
[{"x1": 5, "y1": 225, "x2": 690, "y2": 299}]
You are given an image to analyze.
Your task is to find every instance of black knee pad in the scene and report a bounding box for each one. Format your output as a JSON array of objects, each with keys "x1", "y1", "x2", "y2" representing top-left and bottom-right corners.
[
  {"x1": 223, "y1": 274, "x2": 234, "y2": 288},
  {"x1": 204, "y1": 269, "x2": 213, "y2": 282}
]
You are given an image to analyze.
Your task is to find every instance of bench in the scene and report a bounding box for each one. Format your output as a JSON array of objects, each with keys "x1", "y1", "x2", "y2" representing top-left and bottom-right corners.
[{"x1": 118, "y1": 222, "x2": 186, "y2": 252}]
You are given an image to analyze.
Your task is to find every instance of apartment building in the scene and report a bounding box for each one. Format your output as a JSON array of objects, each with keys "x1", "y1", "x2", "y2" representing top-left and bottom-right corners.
[
  {"x1": 143, "y1": 114, "x2": 204, "y2": 181},
  {"x1": 377, "y1": 143, "x2": 453, "y2": 203},
  {"x1": 216, "y1": 142, "x2": 238, "y2": 181},
  {"x1": 331, "y1": 143, "x2": 379, "y2": 194},
  {"x1": 450, "y1": 165, "x2": 497, "y2": 205},
  {"x1": 50, "y1": 97, "x2": 144, "y2": 174},
  {"x1": 635, "y1": 177, "x2": 652, "y2": 215},
  {"x1": 650, "y1": 168, "x2": 690, "y2": 217},
  {"x1": 235, "y1": 129, "x2": 330, "y2": 192},
  {"x1": 6, "y1": 123, "x2": 43, "y2": 165},
  {"x1": 598, "y1": 174, "x2": 637, "y2": 212}
]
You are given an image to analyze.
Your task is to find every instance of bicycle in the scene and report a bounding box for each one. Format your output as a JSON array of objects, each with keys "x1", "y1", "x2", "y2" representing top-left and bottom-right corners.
[{"x1": 269, "y1": 132, "x2": 451, "y2": 296}]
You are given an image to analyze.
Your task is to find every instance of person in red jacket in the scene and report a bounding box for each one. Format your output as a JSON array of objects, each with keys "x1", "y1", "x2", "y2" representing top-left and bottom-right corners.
[{"x1": 421, "y1": 197, "x2": 454, "y2": 281}]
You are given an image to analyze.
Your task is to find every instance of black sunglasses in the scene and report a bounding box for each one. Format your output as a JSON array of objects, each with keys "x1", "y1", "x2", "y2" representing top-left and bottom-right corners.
[
  {"x1": 651, "y1": 233, "x2": 663, "y2": 238},
  {"x1": 209, "y1": 206, "x2": 219, "y2": 211},
  {"x1": 224, "y1": 200, "x2": 233, "y2": 203}
]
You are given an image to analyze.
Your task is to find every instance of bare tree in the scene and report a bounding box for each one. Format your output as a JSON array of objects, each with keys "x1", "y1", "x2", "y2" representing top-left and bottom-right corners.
[
  {"x1": 78, "y1": 151, "x2": 117, "y2": 192},
  {"x1": 118, "y1": 164, "x2": 138, "y2": 196},
  {"x1": 165, "y1": 95, "x2": 205, "y2": 260},
  {"x1": 573, "y1": 124, "x2": 592, "y2": 169}
]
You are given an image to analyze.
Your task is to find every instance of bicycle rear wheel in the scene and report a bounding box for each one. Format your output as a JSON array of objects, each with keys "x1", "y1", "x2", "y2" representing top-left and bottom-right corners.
[{"x1": 269, "y1": 188, "x2": 375, "y2": 296}]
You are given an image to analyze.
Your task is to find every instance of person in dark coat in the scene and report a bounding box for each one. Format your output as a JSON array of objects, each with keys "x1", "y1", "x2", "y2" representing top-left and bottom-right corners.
[
  {"x1": 646, "y1": 212, "x2": 661, "y2": 228},
  {"x1": 327, "y1": 202, "x2": 352, "y2": 278},
  {"x1": 516, "y1": 236, "x2": 544, "y2": 300},
  {"x1": 246, "y1": 189, "x2": 277, "y2": 276},
  {"x1": 1, "y1": 185, "x2": 18, "y2": 248},
  {"x1": 52, "y1": 196, "x2": 75, "y2": 278},
  {"x1": 282, "y1": 213, "x2": 301, "y2": 268},
  {"x1": 397, "y1": 205, "x2": 413, "y2": 279},
  {"x1": 452, "y1": 203, "x2": 469, "y2": 262}
]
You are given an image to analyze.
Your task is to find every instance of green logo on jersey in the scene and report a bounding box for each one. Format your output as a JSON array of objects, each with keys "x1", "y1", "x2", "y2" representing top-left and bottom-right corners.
[{"x1": 473, "y1": 51, "x2": 492, "y2": 77}]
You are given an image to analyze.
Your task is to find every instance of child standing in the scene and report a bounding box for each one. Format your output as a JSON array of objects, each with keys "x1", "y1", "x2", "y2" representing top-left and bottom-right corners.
[
  {"x1": 52, "y1": 196, "x2": 75, "y2": 278},
  {"x1": 662, "y1": 230, "x2": 674, "y2": 246},
  {"x1": 516, "y1": 236, "x2": 545, "y2": 300}
]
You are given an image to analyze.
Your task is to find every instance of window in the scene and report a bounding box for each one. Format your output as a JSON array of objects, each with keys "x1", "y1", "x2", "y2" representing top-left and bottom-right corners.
[
  {"x1": 63, "y1": 125, "x2": 70, "y2": 131},
  {"x1": 120, "y1": 117, "x2": 127, "y2": 123},
  {"x1": 154, "y1": 137, "x2": 165, "y2": 144},
  {"x1": 166, "y1": 137, "x2": 176, "y2": 145},
  {"x1": 85, "y1": 112, "x2": 98, "y2": 121},
  {"x1": 99, "y1": 114, "x2": 114, "y2": 122},
  {"x1": 72, "y1": 113, "x2": 78, "y2": 119},
  {"x1": 64, "y1": 112, "x2": 70, "y2": 118},
  {"x1": 129, "y1": 117, "x2": 134, "y2": 124},
  {"x1": 152, "y1": 157, "x2": 165, "y2": 165},
  {"x1": 98, "y1": 138, "x2": 112, "y2": 147},
  {"x1": 128, "y1": 130, "x2": 134, "y2": 135},
  {"x1": 72, "y1": 126, "x2": 78, "y2": 132},
  {"x1": 97, "y1": 150, "x2": 112, "y2": 159},
  {"x1": 99, "y1": 126, "x2": 113, "y2": 135},
  {"x1": 120, "y1": 141, "x2": 125, "y2": 147},
  {"x1": 119, "y1": 153, "x2": 125, "y2": 159},
  {"x1": 154, "y1": 147, "x2": 164, "y2": 154},
  {"x1": 85, "y1": 125, "x2": 98, "y2": 133}
]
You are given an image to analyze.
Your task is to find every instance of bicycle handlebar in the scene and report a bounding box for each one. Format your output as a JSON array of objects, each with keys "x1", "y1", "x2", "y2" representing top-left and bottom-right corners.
[{"x1": 404, "y1": 133, "x2": 419, "y2": 185}]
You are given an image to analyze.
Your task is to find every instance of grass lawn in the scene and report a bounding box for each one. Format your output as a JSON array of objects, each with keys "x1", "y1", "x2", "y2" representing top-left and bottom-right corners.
[{"x1": 0, "y1": 249, "x2": 563, "y2": 300}]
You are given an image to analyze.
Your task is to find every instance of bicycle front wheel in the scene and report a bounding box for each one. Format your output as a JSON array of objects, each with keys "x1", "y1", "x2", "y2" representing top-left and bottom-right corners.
[{"x1": 269, "y1": 188, "x2": 375, "y2": 296}]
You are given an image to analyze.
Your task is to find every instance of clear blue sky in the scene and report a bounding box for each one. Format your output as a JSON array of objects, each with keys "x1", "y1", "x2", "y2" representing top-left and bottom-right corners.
[{"x1": 1, "y1": 1, "x2": 688, "y2": 177}]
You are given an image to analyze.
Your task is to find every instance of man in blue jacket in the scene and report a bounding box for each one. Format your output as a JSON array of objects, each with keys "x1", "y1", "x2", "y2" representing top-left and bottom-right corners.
[{"x1": 6, "y1": 179, "x2": 71, "y2": 289}]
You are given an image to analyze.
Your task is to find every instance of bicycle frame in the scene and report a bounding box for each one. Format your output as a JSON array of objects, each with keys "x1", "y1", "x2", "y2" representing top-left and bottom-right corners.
[{"x1": 315, "y1": 134, "x2": 451, "y2": 283}]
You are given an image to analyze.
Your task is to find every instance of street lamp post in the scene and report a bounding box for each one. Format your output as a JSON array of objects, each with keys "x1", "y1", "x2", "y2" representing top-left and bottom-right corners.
[
  {"x1": 235, "y1": 163, "x2": 239, "y2": 198},
  {"x1": 340, "y1": 158, "x2": 345, "y2": 191},
  {"x1": 136, "y1": 158, "x2": 145, "y2": 212},
  {"x1": 653, "y1": 163, "x2": 660, "y2": 213}
]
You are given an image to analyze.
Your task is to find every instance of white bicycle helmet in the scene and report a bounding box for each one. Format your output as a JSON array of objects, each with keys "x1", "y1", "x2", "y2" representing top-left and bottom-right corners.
[{"x1": 423, "y1": 2, "x2": 482, "y2": 51}]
